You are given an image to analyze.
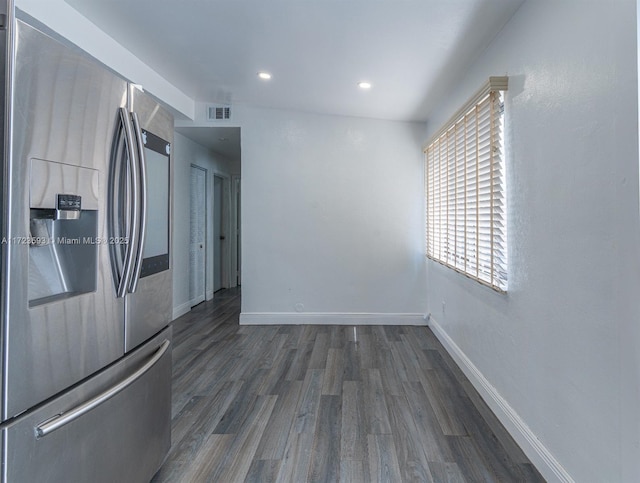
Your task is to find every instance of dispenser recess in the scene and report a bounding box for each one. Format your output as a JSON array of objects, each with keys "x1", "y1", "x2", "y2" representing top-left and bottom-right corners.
[{"x1": 28, "y1": 159, "x2": 99, "y2": 307}]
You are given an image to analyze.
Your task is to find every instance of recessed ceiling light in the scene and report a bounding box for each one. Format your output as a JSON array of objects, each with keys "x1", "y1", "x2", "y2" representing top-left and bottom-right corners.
[
  {"x1": 358, "y1": 81, "x2": 372, "y2": 89},
  {"x1": 258, "y1": 72, "x2": 272, "y2": 80}
]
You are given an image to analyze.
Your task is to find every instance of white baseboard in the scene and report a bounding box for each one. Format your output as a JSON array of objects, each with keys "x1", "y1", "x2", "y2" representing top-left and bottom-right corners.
[
  {"x1": 206, "y1": 290, "x2": 214, "y2": 301},
  {"x1": 428, "y1": 316, "x2": 574, "y2": 483},
  {"x1": 239, "y1": 312, "x2": 427, "y2": 326},
  {"x1": 172, "y1": 301, "x2": 191, "y2": 321}
]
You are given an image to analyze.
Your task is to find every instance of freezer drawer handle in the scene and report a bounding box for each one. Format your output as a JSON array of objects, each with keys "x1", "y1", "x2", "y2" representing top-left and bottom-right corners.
[{"x1": 34, "y1": 339, "x2": 170, "y2": 438}]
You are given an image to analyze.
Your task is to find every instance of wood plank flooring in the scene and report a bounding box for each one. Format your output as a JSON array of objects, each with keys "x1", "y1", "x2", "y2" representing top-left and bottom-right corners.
[{"x1": 152, "y1": 288, "x2": 545, "y2": 483}]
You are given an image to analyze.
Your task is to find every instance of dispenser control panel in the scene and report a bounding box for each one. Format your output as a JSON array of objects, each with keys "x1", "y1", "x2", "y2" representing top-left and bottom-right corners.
[
  {"x1": 56, "y1": 194, "x2": 81, "y2": 220},
  {"x1": 57, "y1": 194, "x2": 81, "y2": 211}
]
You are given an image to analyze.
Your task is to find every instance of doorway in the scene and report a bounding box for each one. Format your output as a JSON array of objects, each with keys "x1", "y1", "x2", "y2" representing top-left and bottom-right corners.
[
  {"x1": 189, "y1": 165, "x2": 207, "y2": 306},
  {"x1": 213, "y1": 174, "x2": 226, "y2": 293},
  {"x1": 233, "y1": 176, "x2": 241, "y2": 286}
]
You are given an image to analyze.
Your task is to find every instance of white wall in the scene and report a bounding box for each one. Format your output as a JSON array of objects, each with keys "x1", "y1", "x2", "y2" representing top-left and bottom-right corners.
[
  {"x1": 423, "y1": 1, "x2": 640, "y2": 481},
  {"x1": 172, "y1": 132, "x2": 239, "y2": 319},
  {"x1": 229, "y1": 106, "x2": 428, "y2": 324}
]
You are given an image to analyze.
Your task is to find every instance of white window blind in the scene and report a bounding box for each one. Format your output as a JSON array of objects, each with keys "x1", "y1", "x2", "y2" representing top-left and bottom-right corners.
[{"x1": 424, "y1": 77, "x2": 508, "y2": 292}]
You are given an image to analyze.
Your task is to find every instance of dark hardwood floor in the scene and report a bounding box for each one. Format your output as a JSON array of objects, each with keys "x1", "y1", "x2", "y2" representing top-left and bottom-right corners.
[{"x1": 152, "y1": 288, "x2": 545, "y2": 483}]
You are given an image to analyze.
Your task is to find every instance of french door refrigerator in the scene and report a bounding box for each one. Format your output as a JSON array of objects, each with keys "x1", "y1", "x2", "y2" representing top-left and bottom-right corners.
[{"x1": 0, "y1": 3, "x2": 173, "y2": 482}]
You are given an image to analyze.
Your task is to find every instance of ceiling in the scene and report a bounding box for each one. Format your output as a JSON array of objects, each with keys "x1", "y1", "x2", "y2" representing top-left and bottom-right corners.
[
  {"x1": 174, "y1": 126, "x2": 241, "y2": 161},
  {"x1": 65, "y1": 0, "x2": 524, "y2": 124}
]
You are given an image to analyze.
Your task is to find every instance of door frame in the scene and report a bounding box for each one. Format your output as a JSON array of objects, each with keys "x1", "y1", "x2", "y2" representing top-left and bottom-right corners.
[
  {"x1": 213, "y1": 172, "x2": 232, "y2": 294},
  {"x1": 231, "y1": 175, "x2": 241, "y2": 287}
]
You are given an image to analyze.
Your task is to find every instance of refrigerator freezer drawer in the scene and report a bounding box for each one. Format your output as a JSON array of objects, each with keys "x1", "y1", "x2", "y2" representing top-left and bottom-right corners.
[{"x1": 2, "y1": 327, "x2": 172, "y2": 483}]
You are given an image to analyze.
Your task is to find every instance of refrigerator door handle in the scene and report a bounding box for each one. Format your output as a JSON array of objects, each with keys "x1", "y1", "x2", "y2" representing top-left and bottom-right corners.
[
  {"x1": 128, "y1": 111, "x2": 147, "y2": 293},
  {"x1": 117, "y1": 107, "x2": 140, "y2": 298},
  {"x1": 34, "y1": 339, "x2": 170, "y2": 438}
]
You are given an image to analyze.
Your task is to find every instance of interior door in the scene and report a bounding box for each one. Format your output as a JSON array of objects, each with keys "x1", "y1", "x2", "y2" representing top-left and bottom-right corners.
[
  {"x1": 189, "y1": 165, "x2": 206, "y2": 306},
  {"x1": 213, "y1": 175, "x2": 224, "y2": 292}
]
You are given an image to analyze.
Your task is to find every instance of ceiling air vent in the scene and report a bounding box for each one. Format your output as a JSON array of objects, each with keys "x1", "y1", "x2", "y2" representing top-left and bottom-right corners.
[{"x1": 207, "y1": 105, "x2": 231, "y2": 121}]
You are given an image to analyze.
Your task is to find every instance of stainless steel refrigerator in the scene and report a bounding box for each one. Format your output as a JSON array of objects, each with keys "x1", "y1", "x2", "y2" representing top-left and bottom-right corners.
[{"x1": 0, "y1": 3, "x2": 173, "y2": 481}]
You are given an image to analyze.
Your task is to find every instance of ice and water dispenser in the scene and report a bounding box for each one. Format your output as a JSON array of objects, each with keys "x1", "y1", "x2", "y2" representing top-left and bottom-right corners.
[{"x1": 28, "y1": 159, "x2": 98, "y2": 307}]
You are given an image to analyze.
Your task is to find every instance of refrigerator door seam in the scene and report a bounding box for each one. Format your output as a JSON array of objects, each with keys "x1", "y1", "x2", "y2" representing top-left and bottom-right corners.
[{"x1": 128, "y1": 111, "x2": 147, "y2": 294}]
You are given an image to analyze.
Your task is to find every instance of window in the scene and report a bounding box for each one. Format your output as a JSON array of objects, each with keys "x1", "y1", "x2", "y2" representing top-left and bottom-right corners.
[{"x1": 424, "y1": 77, "x2": 508, "y2": 292}]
